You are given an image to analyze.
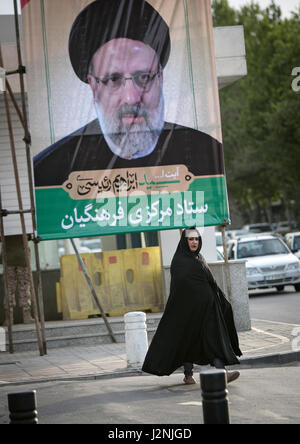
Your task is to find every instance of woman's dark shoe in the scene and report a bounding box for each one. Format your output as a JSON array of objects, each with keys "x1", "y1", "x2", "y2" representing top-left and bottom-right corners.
[{"x1": 226, "y1": 370, "x2": 240, "y2": 384}]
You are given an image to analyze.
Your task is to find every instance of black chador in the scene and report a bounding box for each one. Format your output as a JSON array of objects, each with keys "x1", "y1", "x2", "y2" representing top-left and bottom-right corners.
[{"x1": 142, "y1": 230, "x2": 242, "y2": 376}]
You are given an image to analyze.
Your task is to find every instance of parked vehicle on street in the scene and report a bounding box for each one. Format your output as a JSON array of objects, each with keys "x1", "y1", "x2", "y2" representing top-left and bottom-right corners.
[
  {"x1": 80, "y1": 238, "x2": 102, "y2": 253},
  {"x1": 215, "y1": 231, "x2": 229, "y2": 254},
  {"x1": 226, "y1": 229, "x2": 249, "y2": 239},
  {"x1": 242, "y1": 223, "x2": 273, "y2": 233},
  {"x1": 58, "y1": 237, "x2": 102, "y2": 257},
  {"x1": 275, "y1": 221, "x2": 298, "y2": 235},
  {"x1": 216, "y1": 249, "x2": 224, "y2": 261},
  {"x1": 227, "y1": 234, "x2": 300, "y2": 292},
  {"x1": 285, "y1": 232, "x2": 300, "y2": 260}
]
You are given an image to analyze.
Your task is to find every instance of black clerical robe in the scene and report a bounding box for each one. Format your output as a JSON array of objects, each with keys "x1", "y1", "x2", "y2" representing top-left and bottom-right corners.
[{"x1": 34, "y1": 120, "x2": 224, "y2": 187}]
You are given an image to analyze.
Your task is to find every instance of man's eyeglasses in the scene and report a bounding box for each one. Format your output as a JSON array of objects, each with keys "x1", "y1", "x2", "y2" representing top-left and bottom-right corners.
[{"x1": 91, "y1": 71, "x2": 161, "y2": 92}]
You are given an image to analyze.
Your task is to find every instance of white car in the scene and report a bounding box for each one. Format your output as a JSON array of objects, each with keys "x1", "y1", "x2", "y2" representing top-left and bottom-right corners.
[
  {"x1": 285, "y1": 232, "x2": 300, "y2": 260},
  {"x1": 242, "y1": 223, "x2": 273, "y2": 233},
  {"x1": 227, "y1": 234, "x2": 300, "y2": 291},
  {"x1": 215, "y1": 232, "x2": 224, "y2": 254}
]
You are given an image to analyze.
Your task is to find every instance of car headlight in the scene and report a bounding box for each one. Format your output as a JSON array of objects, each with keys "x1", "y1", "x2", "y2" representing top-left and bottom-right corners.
[
  {"x1": 287, "y1": 262, "x2": 300, "y2": 271},
  {"x1": 246, "y1": 267, "x2": 259, "y2": 276}
]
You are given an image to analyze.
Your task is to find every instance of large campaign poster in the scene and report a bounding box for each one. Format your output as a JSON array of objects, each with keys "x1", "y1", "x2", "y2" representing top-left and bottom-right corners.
[{"x1": 21, "y1": 0, "x2": 229, "y2": 240}]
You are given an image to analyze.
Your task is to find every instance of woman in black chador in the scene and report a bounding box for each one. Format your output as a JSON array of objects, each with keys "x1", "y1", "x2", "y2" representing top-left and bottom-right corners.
[{"x1": 142, "y1": 228, "x2": 242, "y2": 384}]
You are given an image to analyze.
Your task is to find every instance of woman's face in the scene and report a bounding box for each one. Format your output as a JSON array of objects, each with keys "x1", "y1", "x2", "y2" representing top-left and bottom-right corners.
[{"x1": 187, "y1": 232, "x2": 200, "y2": 252}]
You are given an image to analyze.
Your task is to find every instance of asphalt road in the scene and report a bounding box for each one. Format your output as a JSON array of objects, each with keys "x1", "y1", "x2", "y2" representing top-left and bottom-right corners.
[
  {"x1": 1, "y1": 365, "x2": 300, "y2": 425},
  {"x1": 249, "y1": 286, "x2": 300, "y2": 324},
  {"x1": 1, "y1": 287, "x2": 299, "y2": 427}
]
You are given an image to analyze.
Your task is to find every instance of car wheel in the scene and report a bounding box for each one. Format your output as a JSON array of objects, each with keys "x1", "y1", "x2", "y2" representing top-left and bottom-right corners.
[
  {"x1": 276, "y1": 286, "x2": 284, "y2": 292},
  {"x1": 294, "y1": 284, "x2": 300, "y2": 292}
]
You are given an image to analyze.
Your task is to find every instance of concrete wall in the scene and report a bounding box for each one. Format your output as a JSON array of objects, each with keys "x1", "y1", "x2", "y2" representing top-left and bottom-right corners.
[
  {"x1": 214, "y1": 26, "x2": 247, "y2": 89},
  {"x1": 209, "y1": 260, "x2": 251, "y2": 332}
]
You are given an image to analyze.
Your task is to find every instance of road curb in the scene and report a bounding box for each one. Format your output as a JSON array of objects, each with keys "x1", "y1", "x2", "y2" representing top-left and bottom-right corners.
[
  {"x1": 1, "y1": 351, "x2": 299, "y2": 388},
  {"x1": 238, "y1": 350, "x2": 300, "y2": 368},
  {"x1": 0, "y1": 368, "x2": 144, "y2": 388}
]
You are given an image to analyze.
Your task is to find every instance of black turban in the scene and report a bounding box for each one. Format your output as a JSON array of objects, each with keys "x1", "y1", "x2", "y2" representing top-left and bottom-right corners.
[{"x1": 69, "y1": 0, "x2": 171, "y2": 83}]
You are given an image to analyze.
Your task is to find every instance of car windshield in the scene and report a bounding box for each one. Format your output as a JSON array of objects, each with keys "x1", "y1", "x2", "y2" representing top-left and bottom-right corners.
[
  {"x1": 216, "y1": 235, "x2": 222, "y2": 246},
  {"x1": 237, "y1": 238, "x2": 290, "y2": 258},
  {"x1": 293, "y1": 235, "x2": 300, "y2": 251}
]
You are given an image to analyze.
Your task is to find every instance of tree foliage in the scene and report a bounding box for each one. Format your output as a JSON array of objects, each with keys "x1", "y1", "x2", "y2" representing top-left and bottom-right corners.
[{"x1": 212, "y1": 0, "x2": 300, "y2": 224}]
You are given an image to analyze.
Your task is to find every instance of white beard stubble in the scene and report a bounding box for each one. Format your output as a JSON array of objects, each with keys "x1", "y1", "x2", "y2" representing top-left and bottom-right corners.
[{"x1": 94, "y1": 92, "x2": 165, "y2": 160}]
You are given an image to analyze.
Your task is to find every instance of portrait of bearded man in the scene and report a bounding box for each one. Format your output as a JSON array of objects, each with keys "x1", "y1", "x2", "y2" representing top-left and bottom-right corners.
[{"x1": 33, "y1": 0, "x2": 224, "y2": 187}]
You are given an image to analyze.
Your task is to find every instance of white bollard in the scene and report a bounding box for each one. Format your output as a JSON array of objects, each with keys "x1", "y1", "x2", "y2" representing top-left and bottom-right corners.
[
  {"x1": 0, "y1": 327, "x2": 6, "y2": 352},
  {"x1": 124, "y1": 312, "x2": 148, "y2": 368}
]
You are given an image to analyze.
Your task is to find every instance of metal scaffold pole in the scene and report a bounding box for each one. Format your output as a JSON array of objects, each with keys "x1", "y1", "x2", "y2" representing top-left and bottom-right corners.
[
  {"x1": 0, "y1": 188, "x2": 13, "y2": 353},
  {"x1": 0, "y1": 12, "x2": 46, "y2": 355},
  {"x1": 70, "y1": 239, "x2": 117, "y2": 343},
  {"x1": 2, "y1": 73, "x2": 44, "y2": 356},
  {"x1": 221, "y1": 220, "x2": 232, "y2": 303}
]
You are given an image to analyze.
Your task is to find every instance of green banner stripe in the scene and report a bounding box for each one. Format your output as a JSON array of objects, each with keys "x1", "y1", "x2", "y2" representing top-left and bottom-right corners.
[{"x1": 35, "y1": 176, "x2": 229, "y2": 240}]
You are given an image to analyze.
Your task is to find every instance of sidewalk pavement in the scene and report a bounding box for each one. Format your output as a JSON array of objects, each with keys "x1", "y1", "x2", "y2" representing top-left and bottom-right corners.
[{"x1": 0, "y1": 318, "x2": 299, "y2": 387}]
